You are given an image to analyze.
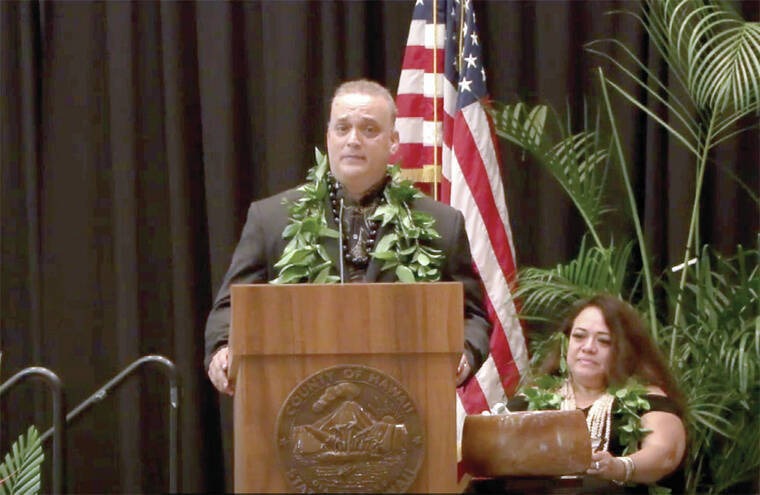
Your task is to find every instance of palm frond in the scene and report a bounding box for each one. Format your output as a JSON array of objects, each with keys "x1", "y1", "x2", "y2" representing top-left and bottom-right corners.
[
  {"x1": 585, "y1": 37, "x2": 701, "y2": 145},
  {"x1": 691, "y1": 21, "x2": 760, "y2": 112},
  {"x1": 491, "y1": 102, "x2": 612, "y2": 247},
  {"x1": 603, "y1": 77, "x2": 701, "y2": 156},
  {"x1": 592, "y1": 0, "x2": 760, "y2": 154},
  {"x1": 646, "y1": 0, "x2": 760, "y2": 125},
  {"x1": 514, "y1": 237, "x2": 634, "y2": 321},
  {"x1": 0, "y1": 426, "x2": 43, "y2": 495}
]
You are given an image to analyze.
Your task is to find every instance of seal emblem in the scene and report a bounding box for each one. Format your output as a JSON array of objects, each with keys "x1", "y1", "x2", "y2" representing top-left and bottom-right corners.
[{"x1": 275, "y1": 365, "x2": 425, "y2": 493}]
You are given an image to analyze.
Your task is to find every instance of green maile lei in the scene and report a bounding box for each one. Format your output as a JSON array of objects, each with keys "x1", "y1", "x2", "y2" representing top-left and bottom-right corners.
[
  {"x1": 270, "y1": 148, "x2": 444, "y2": 284},
  {"x1": 518, "y1": 346, "x2": 670, "y2": 494},
  {"x1": 519, "y1": 374, "x2": 652, "y2": 455}
]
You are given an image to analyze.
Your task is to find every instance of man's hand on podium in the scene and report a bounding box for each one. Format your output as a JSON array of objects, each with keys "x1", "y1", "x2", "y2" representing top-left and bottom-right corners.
[
  {"x1": 456, "y1": 353, "x2": 473, "y2": 386},
  {"x1": 208, "y1": 346, "x2": 235, "y2": 396},
  {"x1": 209, "y1": 347, "x2": 471, "y2": 392}
]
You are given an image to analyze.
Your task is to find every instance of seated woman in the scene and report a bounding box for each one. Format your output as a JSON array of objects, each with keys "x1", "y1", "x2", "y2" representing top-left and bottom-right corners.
[{"x1": 508, "y1": 294, "x2": 687, "y2": 492}]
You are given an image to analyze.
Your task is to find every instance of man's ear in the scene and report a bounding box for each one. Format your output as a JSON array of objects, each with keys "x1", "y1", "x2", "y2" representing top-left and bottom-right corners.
[{"x1": 390, "y1": 129, "x2": 400, "y2": 154}]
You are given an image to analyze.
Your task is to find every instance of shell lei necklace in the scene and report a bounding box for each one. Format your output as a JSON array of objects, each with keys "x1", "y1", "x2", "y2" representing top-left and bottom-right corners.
[{"x1": 559, "y1": 379, "x2": 614, "y2": 452}]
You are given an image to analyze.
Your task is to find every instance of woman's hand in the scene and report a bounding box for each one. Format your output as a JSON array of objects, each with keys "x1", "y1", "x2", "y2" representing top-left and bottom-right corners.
[
  {"x1": 586, "y1": 451, "x2": 626, "y2": 482},
  {"x1": 586, "y1": 395, "x2": 686, "y2": 485}
]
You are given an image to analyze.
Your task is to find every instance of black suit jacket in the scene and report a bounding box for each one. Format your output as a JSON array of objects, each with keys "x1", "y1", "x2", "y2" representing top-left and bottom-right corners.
[{"x1": 204, "y1": 187, "x2": 492, "y2": 371}]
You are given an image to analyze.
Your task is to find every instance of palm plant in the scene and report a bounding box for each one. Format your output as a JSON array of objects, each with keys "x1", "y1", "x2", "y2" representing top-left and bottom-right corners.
[
  {"x1": 588, "y1": 0, "x2": 760, "y2": 342},
  {"x1": 491, "y1": 0, "x2": 760, "y2": 492},
  {"x1": 660, "y1": 246, "x2": 760, "y2": 492}
]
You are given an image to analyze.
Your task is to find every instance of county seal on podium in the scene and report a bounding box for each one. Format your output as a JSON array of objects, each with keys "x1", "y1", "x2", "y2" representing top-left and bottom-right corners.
[{"x1": 275, "y1": 364, "x2": 425, "y2": 493}]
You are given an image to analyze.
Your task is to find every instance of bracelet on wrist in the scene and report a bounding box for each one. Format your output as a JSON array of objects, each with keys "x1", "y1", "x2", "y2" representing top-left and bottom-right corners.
[{"x1": 618, "y1": 456, "x2": 635, "y2": 484}]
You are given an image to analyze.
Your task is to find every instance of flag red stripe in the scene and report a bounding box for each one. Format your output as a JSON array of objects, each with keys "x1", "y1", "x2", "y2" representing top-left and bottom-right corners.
[
  {"x1": 395, "y1": 143, "x2": 442, "y2": 168},
  {"x1": 483, "y1": 294, "x2": 521, "y2": 395},
  {"x1": 397, "y1": 93, "x2": 445, "y2": 122},
  {"x1": 440, "y1": 177, "x2": 451, "y2": 203},
  {"x1": 396, "y1": 93, "x2": 426, "y2": 117},
  {"x1": 442, "y1": 110, "x2": 455, "y2": 148},
  {"x1": 452, "y1": 113, "x2": 517, "y2": 279},
  {"x1": 456, "y1": 370, "x2": 490, "y2": 413},
  {"x1": 400, "y1": 45, "x2": 444, "y2": 72}
]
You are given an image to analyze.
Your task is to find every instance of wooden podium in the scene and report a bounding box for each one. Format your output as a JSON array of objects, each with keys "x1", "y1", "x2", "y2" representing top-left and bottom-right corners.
[{"x1": 229, "y1": 282, "x2": 463, "y2": 493}]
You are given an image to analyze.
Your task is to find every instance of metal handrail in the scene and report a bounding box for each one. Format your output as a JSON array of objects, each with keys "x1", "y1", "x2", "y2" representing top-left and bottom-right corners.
[
  {"x1": 39, "y1": 355, "x2": 180, "y2": 493},
  {"x1": 0, "y1": 367, "x2": 66, "y2": 494},
  {"x1": 1, "y1": 355, "x2": 180, "y2": 494}
]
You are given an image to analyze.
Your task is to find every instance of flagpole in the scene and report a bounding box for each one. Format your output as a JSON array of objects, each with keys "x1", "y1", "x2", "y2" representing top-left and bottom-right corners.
[
  {"x1": 432, "y1": 0, "x2": 439, "y2": 201},
  {"x1": 458, "y1": 0, "x2": 464, "y2": 73}
]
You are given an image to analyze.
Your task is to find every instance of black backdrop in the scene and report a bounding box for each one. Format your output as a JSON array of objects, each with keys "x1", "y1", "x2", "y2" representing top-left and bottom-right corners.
[{"x1": 1, "y1": 0, "x2": 757, "y2": 492}]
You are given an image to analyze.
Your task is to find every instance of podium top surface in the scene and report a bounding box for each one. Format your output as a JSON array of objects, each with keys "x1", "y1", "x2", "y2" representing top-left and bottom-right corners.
[{"x1": 230, "y1": 282, "x2": 464, "y2": 357}]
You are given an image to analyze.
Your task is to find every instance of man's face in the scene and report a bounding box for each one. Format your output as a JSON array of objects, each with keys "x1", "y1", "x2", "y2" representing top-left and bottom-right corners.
[{"x1": 326, "y1": 92, "x2": 399, "y2": 199}]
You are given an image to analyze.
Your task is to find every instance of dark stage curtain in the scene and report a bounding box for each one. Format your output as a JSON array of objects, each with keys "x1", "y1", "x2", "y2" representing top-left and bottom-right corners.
[{"x1": 1, "y1": 0, "x2": 757, "y2": 492}]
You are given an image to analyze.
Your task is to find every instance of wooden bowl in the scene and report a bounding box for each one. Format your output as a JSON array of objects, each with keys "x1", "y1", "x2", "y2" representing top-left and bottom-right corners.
[{"x1": 461, "y1": 410, "x2": 592, "y2": 477}]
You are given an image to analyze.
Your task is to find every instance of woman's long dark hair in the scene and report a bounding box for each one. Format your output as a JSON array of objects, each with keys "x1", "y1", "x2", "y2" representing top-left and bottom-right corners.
[{"x1": 538, "y1": 294, "x2": 686, "y2": 416}]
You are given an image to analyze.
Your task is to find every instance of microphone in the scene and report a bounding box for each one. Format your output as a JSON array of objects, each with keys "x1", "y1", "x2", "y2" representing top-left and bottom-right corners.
[{"x1": 338, "y1": 198, "x2": 345, "y2": 284}]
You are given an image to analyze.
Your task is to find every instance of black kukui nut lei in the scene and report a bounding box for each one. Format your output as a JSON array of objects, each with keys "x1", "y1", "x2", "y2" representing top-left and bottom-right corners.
[{"x1": 328, "y1": 174, "x2": 380, "y2": 266}]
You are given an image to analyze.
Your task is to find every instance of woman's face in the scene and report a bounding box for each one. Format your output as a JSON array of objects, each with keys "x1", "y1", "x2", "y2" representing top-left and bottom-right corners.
[{"x1": 566, "y1": 305, "x2": 613, "y2": 390}]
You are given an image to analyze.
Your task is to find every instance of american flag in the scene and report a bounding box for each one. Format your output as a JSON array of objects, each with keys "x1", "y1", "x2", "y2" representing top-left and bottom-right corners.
[{"x1": 394, "y1": 0, "x2": 529, "y2": 462}]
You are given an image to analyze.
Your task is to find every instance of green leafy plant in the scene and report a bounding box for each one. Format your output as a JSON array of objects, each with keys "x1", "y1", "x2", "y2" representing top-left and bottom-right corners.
[
  {"x1": 492, "y1": 0, "x2": 760, "y2": 492},
  {"x1": 491, "y1": 102, "x2": 612, "y2": 249},
  {"x1": 0, "y1": 426, "x2": 43, "y2": 495},
  {"x1": 659, "y1": 246, "x2": 760, "y2": 492},
  {"x1": 588, "y1": 0, "x2": 760, "y2": 334},
  {"x1": 515, "y1": 237, "x2": 635, "y2": 321},
  {"x1": 526, "y1": 330, "x2": 569, "y2": 375}
]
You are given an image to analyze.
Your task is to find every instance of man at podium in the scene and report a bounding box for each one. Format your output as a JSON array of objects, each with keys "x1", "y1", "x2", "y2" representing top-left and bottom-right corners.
[{"x1": 204, "y1": 79, "x2": 491, "y2": 396}]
